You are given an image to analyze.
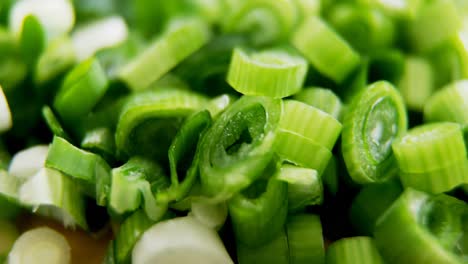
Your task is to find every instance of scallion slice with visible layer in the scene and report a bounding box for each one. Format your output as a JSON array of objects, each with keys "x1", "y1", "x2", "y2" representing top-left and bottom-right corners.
[
  {"x1": 198, "y1": 96, "x2": 281, "y2": 201},
  {"x1": 132, "y1": 216, "x2": 234, "y2": 264},
  {"x1": 342, "y1": 81, "x2": 407, "y2": 184},
  {"x1": 80, "y1": 127, "x2": 115, "y2": 163},
  {"x1": 275, "y1": 130, "x2": 332, "y2": 175},
  {"x1": 392, "y1": 122, "x2": 466, "y2": 173},
  {"x1": 115, "y1": 88, "x2": 208, "y2": 162},
  {"x1": 227, "y1": 48, "x2": 307, "y2": 98},
  {"x1": 229, "y1": 169, "x2": 288, "y2": 247},
  {"x1": 119, "y1": 17, "x2": 211, "y2": 91},
  {"x1": 375, "y1": 188, "x2": 468, "y2": 263},
  {"x1": 280, "y1": 100, "x2": 342, "y2": 150},
  {"x1": 19, "y1": 168, "x2": 87, "y2": 229},
  {"x1": 277, "y1": 165, "x2": 323, "y2": 213},
  {"x1": 292, "y1": 16, "x2": 360, "y2": 83},
  {"x1": 293, "y1": 87, "x2": 342, "y2": 120},
  {"x1": 8, "y1": 145, "x2": 48, "y2": 182},
  {"x1": 287, "y1": 214, "x2": 325, "y2": 264},
  {"x1": 8, "y1": 227, "x2": 71, "y2": 264},
  {"x1": 424, "y1": 80, "x2": 468, "y2": 124},
  {"x1": 221, "y1": 0, "x2": 297, "y2": 46},
  {"x1": 326, "y1": 237, "x2": 384, "y2": 264}
]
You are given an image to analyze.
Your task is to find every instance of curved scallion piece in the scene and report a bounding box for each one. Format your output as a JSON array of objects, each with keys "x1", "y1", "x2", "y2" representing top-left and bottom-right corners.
[
  {"x1": 109, "y1": 156, "x2": 168, "y2": 216},
  {"x1": 349, "y1": 180, "x2": 402, "y2": 236},
  {"x1": 424, "y1": 80, "x2": 468, "y2": 124},
  {"x1": 287, "y1": 214, "x2": 325, "y2": 264},
  {"x1": 8, "y1": 227, "x2": 71, "y2": 264},
  {"x1": 293, "y1": 87, "x2": 342, "y2": 121},
  {"x1": 228, "y1": 169, "x2": 288, "y2": 247},
  {"x1": 167, "y1": 110, "x2": 211, "y2": 202},
  {"x1": 0, "y1": 85, "x2": 12, "y2": 133},
  {"x1": 80, "y1": 127, "x2": 115, "y2": 163},
  {"x1": 132, "y1": 216, "x2": 234, "y2": 264},
  {"x1": 53, "y1": 57, "x2": 109, "y2": 129},
  {"x1": 327, "y1": 237, "x2": 384, "y2": 264},
  {"x1": 19, "y1": 15, "x2": 45, "y2": 67},
  {"x1": 221, "y1": 0, "x2": 297, "y2": 46},
  {"x1": 275, "y1": 130, "x2": 332, "y2": 175},
  {"x1": 398, "y1": 56, "x2": 434, "y2": 112},
  {"x1": 280, "y1": 100, "x2": 342, "y2": 150},
  {"x1": 227, "y1": 48, "x2": 308, "y2": 98},
  {"x1": 407, "y1": 0, "x2": 461, "y2": 53},
  {"x1": 118, "y1": 17, "x2": 211, "y2": 91},
  {"x1": 327, "y1": 4, "x2": 395, "y2": 54},
  {"x1": 198, "y1": 96, "x2": 281, "y2": 200},
  {"x1": 342, "y1": 81, "x2": 407, "y2": 184},
  {"x1": 206, "y1": 94, "x2": 238, "y2": 118},
  {"x1": 292, "y1": 16, "x2": 360, "y2": 84},
  {"x1": 8, "y1": 145, "x2": 48, "y2": 182},
  {"x1": 375, "y1": 188, "x2": 468, "y2": 264},
  {"x1": 236, "y1": 229, "x2": 289, "y2": 264},
  {"x1": 115, "y1": 88, "x2": 208, "y2": 162},
  {"x1": 392, "y1": 122, "x2": 466, "y2": 172},
  {"x1": 42, "y1": 106, "x2": 70, "y2": 141},
  {"x1": 18, "y1": 168, "x2": 87, "y2": 229},
  {"x1": 45, "y1": 136, "x2": 111, "y2": 205},
  {"x1": 277, "y1": 165, "x2": 323, "y2": 213}
]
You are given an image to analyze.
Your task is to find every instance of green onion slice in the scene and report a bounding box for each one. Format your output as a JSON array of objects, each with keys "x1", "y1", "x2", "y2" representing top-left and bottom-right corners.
[
  {"x1": 119, "y1": 17, "x2": 211, "y2": 91},
  {"x1": 132, "y1": 216, "x2": 234, "y2": 264},
  {"x1": 392, "y1": 122, "x2": 466, "y2": 173},
  {"x1": 229, "y1": 168, "x2": 288, "y2": 247},
  {"x1": 227, "y1": 48, "x2": 308, "y2": 98},
  {"x1": 53, "y1": 57, "x2": 109, "y2": 129},
  {"x1": 19, "y1": 15, "x2": 45, "y2": 67},
  {"x1": 115, "y1": 88, "x2": 208, "y2": 162},
  {"x1": 221, "y1": 0, "x2": 297, "y2": 46},
  {"x1": 45, "y1": 136, "x2": 111, "y2": 206},
  {"x1": 349, "y1": 180, "x2": 403, "y2": 236},
  {"x1": 327, "y1": 237, "x2": 384, "y2": 264},
  {"x1": 206, "y1": 94, "x2": 238, "y2": 118},
  {"x1": 80, "y1": 127, "x2": 115, "y2": 163},
  {"x1": 424, "y1": 80, "x2": 468, "y2": 124},
  {"x1": 277, "y1": 164, "x2": 323, "y2": 213},
  {"x1": 293, "y1": 87, "x2": 342, "y2": 121},
  {"x1": 8, "y1": 145, "x2": 48, "y2": 182},
  {"x1": 407, "y1": 0, "x2": 461, "y2": 53},
  {"x1": 275, "y1": 130, "x2": 333, "y2": 175},
  {"x1": 8, "y1": 227, "x2": 71, "y2": 264},
  {"x1": 190, "y1": 200, "x2": 228, "y2": 230},
  {"x1": 198, "y1": 96, "x2": 281, "y2": 200},
  {"x1": 399, "y1": 159, "x2": 468, "y2": 194},
  {"x1": 167, "y1": 110, "x2": 211, "y2": 202},
  {"x1": 0, "y1": 85, "x2": 12, "y2": 133},
  {"x1": 19, "y1": 168, "x2": 87, "y2": 229},
  {"x1": 287, "y1": 214, "x2": 325, "y2": 264},
  {"x1": 71, "y1": 16, "x2": 128, "y2": 61},
  {"x1": 280, "y1": 100, "x2": 342, "y2": 150},
  {"x1": 398, "y1": 56, "x2": 434, "y2": 112},
  {"x1": 292, "y1": 16, "x2": 360, "y2": 84},
  {"x1": 375, "y1": 188, "x2": 468, "y2": 263},
  {"x1": 42, "y1": 106, "x2": 70, "y2": 141},
  {"x1": 342, "y1": 81, "x2": 407, "y2": 184},
  {"x1": 236, "y1": 229, "x2": 289, "y2": 264}
]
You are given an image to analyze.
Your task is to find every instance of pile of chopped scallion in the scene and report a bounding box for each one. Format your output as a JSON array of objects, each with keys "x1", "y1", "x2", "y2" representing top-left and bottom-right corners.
[{"x1": 1, "y1": 0, "x2": 468, "y2": 263}]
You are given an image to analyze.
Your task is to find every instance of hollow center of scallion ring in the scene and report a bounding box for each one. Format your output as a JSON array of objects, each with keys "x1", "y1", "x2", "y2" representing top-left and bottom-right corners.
[
  {"x1": 364, "y1": 96, "x2": 399, "y2": 164},
  {"x1": 213, "y1": 104, "x2": 266, "y2": 167},
  {"x1": 420, "y1": 196, "x2": 468, "y2": 259}
]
